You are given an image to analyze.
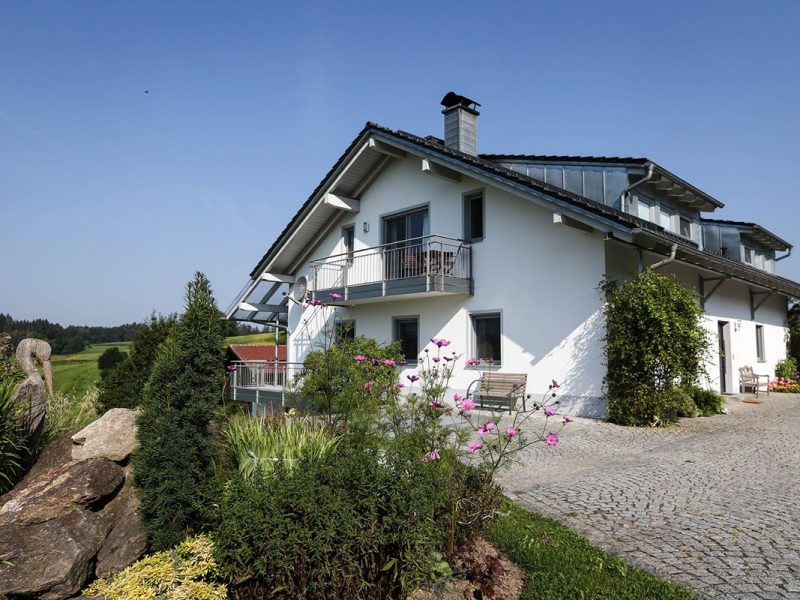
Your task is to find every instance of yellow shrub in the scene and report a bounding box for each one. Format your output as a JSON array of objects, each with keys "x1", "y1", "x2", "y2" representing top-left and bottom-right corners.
[{"x1": 83, "y1": 535, "x2": 226, "y2": 600}]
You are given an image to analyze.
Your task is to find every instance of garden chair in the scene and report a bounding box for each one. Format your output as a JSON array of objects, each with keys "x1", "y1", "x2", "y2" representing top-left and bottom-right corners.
[
  {"x1": 466, "y1": 371, "x2": 528, "y2": 414},
  {"x1": 738, "y1": 366, "x2": 769, "y2": 396}
]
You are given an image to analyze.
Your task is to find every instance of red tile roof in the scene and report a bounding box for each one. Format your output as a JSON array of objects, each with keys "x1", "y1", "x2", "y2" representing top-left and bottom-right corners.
[{"x1": 227, "y1": 344, "x2": 287, "y2": 362}]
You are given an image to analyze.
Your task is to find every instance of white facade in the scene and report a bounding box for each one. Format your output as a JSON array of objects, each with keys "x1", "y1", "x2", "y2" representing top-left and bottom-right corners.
[{"x1": 231, "y1": 119, "x2": 798, "y2": 418}]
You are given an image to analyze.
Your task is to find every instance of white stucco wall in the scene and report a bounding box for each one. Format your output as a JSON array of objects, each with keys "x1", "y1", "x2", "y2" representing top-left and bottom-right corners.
[
  {"x1": 605, "y1": 242, "x2": 789, "y2": 394},
  {"x1": 286, "y1": 153, "x2": 608, "y2": 416}
]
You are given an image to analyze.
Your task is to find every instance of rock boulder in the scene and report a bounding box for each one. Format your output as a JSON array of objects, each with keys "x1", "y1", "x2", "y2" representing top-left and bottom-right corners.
[{"x1": 71, "y1": 408, "x2": 139, "y2": 462}]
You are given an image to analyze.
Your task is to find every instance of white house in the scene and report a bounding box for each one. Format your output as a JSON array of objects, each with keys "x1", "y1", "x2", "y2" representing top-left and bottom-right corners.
[{"x1": 226, "y1": 93, "x2": 800, "y2": 417}]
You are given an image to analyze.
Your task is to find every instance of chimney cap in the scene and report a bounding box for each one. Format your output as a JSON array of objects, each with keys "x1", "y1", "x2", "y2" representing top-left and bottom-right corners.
[{"x1": 440, "y1": 91, "x2": 480, "y2": 114}]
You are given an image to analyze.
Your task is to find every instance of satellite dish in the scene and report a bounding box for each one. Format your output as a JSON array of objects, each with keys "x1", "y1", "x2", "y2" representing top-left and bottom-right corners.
[{"x1": 291, "y1": 276, "x2": 308, "y2": 302}]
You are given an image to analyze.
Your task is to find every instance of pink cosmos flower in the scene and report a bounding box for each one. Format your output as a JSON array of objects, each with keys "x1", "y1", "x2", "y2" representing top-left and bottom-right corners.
[
  {"x1": 329, "y1": 293, "x2": 343, "y2": 300},
  {"x1": 506, "y1": 427, "x2": 519, "y2": 437},
  {"x1": 460, "y1": 398, "x2": 476, "y2": 411},
  {"x1": 429, "y1": 399, "x2": 444, "y2": 409},
  {"x1": 407, "y1": 374, "x2": 420, "y2": 383},
  {"x1": 545, "y1": 433, "x2": 559, "y2": 447},
  {"x1": 422, "y1": 449, "x2": 440, "y2": 462},
  {"x1": 551, "y1": 379, "x2": 561, "y2": 389},
  {"x1": 396, "y1": 383, "x2": 405, "y2": 389},
  {"x1": 355, "y1": 355, "x2": 367, "y2": 362},
  {"x1": 430, "y1": 338, "x2": 451, "y2": 347},
  {"x1": 364, "y1": 381, "x2": 374, "y2": 391},
  {"x1": 466, "y1": 440, "x2": 483, "y2": 453},
  {"x1": 307, "y1": 298, "x2": 323, "y2": 306},
  {"x1": 224, "y1": 364, "x2": 237, "y2": 373},
  {"x1": 465, "y1": 358, "x2": 479, "y2": 366},
  {"x1": 453, "y1": 393, "x2": 463, "y2": 403},
  {"x1": 372, "y1": 358, "x2": 380, "y2": 365},
  {"x1": 432, "y1": 357, "x2": 441, "y2": 363},
  {"x1": 543, "y1": 406, "x2": 557, "y2": 417},
  {"x1": 383, "y1": 359, "x2": 396, "y2": 366},
  {"x1": 563, "y1": 415, "x2": 574, "y2": 423},
  {"x1": 443, "y1": 356, "x2": 453, "y2": 362},
  {"x1": 477, "y1": 422, "x2": 497, "y2": 437}
]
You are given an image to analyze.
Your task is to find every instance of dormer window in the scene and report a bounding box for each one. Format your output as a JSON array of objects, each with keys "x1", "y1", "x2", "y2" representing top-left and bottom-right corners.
[
  {"x1": 659, "y1": 207, "x2": 675, "y2": 231},
  {"x1": 635, "y1": 198, "x2": 653, "y2": 221},
  {"x1": 680, "y1": 217, "x2": 692, "y2": 238},
  {"x1": 744, "y1": 247, "x2": 753, "y2": 265}
]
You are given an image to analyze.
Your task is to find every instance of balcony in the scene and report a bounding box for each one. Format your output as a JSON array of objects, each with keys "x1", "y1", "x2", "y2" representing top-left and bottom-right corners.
[
  {"x1": 226, "y1": 360, "x2": 304, "y2": 415},
  {"x1": 309, "y1": 235, "x2": 472, "y2": 303}
]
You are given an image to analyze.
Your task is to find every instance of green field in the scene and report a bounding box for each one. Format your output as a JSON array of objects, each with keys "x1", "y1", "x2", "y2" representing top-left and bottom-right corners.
[
  {"x1": 51, "y1": 342, "x2": 133, "y2": 397},
  {"x1": 50, "y1": 333, "x2": 276, "y2": 398}
]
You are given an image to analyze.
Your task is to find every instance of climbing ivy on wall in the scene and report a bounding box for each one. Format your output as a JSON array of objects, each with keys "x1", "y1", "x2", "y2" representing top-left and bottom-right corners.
[{"x1": 603, "y1": 270, "x2": 710, "y2": 426}]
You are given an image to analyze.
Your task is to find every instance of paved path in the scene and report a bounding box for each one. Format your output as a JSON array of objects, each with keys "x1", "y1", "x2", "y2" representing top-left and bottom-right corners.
[{"x1": 495, "y1": 394, "x2": 800, "y2": 599}]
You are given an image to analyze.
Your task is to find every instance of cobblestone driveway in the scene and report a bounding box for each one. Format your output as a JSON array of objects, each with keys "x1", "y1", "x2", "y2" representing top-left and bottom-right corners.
[{"x1": 495, "y1": 394, "x2": 800, "y2": 599}]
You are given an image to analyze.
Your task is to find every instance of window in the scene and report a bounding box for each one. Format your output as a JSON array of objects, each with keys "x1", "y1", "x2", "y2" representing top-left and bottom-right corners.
[
  {"x1": 744, "y1": 247, "x2": 753, "y2": 264},
  {"x1": 635, "y1": 198, "x2": 653, "y2": 221},
  {"x1": 679, "y1": 217, "x2": 692, "y2": 238},
  {"x1": 659, "y1": 207, "x2": 674, "y2": 231},
  {"x1": 335, "y1": 320, "x2": 355, "y2": 343},
  {"x1": 471, "y1": 312, "x2": 501, "y2": 364},
  {"x1": 463, "y1": 191, "x2": 484, "y2": 241},
  {"x1": 756, "y1": 325, "x2": 765, "y2": 362},
  {"x1": 393, "y1": 317, "x2": 419, "y2": 362},
  {"x1": 343, "y1": 225, "x2": 355, "y2": 262}
]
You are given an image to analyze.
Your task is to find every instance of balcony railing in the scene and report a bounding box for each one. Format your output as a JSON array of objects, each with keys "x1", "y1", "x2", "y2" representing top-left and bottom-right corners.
[
  {"x1": 309, "y1": 235, "x2": 472, "y2": 300},
  {"x1": 228, "y1": 360, "x2": 303, "y2": 391}
]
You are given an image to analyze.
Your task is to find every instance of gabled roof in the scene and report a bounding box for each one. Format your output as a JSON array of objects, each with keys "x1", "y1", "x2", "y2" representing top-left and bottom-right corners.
[
  {"x1": 246, "y1": 122, "x2": 800, "y2": 299},
  {"x1": 226, "y1": 344, "x2": 286, "y2": 362},
  {"x1": 701, "y1": 218, "x2": 792, "y2": 252}
]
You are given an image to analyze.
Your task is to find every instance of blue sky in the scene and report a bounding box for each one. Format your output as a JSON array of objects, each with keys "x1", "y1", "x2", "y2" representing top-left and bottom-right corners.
[{"x1": 1, "y1": 1, "x2": 799, "y2": 326}]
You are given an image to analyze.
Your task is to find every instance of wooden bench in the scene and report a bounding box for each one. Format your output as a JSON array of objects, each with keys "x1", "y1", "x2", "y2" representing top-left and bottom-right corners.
[
  {"x1": 466, "y1": 372, "x2": 528, "y2": 413},
  {"x1": 739, "y1": 366, "x2": 770, "y2": 395}
]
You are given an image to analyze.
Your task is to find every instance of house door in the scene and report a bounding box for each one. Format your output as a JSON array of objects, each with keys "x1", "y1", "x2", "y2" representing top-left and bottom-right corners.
[
  {"x1": 718, "y1": 321, "x2": 729, "y2": 393},
  {"x1": 383, "y1": 209, "x2": 428, "y2": 279}
]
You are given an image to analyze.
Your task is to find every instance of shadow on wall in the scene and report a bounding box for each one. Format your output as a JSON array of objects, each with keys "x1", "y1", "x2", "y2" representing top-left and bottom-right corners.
[
  {"x1": 527, "y1": 308, "x2": 607, "y2": 418},
  {"x1": 290, "y1": 306, "x2": 337, "y2": 364}
]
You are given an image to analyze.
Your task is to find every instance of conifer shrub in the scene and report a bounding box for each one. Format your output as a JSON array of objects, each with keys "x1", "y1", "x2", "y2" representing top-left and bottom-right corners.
[
  {"x1": 133, "y1": 273, "x2": 224, "y2": 551},
  {"x1": 96, "y1": 313, "x2": 176, "y2": 412},
  {"x1": 83, "y1": 534, "x2": 226, "y2": 599},
  {"x1": 603, "y1": 270, "x2": 710, "y2": 426}
]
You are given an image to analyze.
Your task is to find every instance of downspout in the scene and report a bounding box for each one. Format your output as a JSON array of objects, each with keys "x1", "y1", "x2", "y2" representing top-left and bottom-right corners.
[
  {"x1": 650, "y1": 244, "x2": 678, "y2": 270},
  {"x1": 619, "y1": 162, "x2": 655, "y2": 212},
  {"x1": 776, "y1": 247, "x2": 792, "y2": 262}
]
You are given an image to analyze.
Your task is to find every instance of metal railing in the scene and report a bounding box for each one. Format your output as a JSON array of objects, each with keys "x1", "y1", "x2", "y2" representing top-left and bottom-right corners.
[
  {"x1": 310, "y1": 234, "x2": 471, "y2": 292},
  {"x1": 228, "y1": 360, "x2": 304, "y2": 390}
]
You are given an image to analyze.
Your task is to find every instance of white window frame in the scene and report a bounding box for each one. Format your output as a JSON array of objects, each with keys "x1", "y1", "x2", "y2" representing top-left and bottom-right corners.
[
  {"x1": 659, "y1": 206, "x2": 676, "y2": 232},
  {"x1": 469, "y1": 311, "x2": 502, "y2": 366},
  {"x1": 393, "y1": 315, "x2": 420, "y2": 364},
  {"x1": 755, "y1": 325, "x2": 765, "y2": 363}
]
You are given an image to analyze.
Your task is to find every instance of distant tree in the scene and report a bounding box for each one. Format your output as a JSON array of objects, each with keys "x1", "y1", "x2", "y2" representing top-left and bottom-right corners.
[
  {"x1": 96, "y1": 313, "x2": 176, "y2": 412},
  {"x1": 133, "y1": 272, "x2": 225, "y2": 551},
  {"x1": 97, "y1": 347, "x2": 127, "y2": 379}
]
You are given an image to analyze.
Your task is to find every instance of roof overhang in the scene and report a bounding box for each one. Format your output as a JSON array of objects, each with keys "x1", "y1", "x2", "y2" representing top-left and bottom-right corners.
[
  {"x1": 639, "y1": 164, "x2": 724, "y2": 212},
  {"x1": 632, "y1": 229, "x2": 800, "y2": 299}
]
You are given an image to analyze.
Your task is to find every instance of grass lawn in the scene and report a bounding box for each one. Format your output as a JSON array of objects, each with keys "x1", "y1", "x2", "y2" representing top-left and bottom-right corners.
[
  {"x1": 51, "y1": 342, "x2": 133, "y2": 397},
  {"x1": 486, "y1": 501, "x2": 696, "y2": 600},
  {"x1": 49, "y1": 334, "x2": 276, "y2": 398}
]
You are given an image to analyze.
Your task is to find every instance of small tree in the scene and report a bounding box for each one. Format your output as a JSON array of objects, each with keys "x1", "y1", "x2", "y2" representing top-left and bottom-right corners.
[
  {"x1": 787, "y1": 301, "x2": 800, "y2": 366},
  {"x1": 603, "y1": 270, "x2": 709, "y2": 426},
  {"x1": 133, "y1": 273, "x2": 224, "y2": 551},
  {"x1": 96, "y1": 313, "x2": 176, "y2": 412},
  {"x1": 97, "y1": 347, "x2": 127, "y2": 379}
]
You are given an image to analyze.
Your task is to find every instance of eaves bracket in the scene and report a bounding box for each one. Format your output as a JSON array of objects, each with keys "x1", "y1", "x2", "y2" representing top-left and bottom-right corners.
[
  {"x1": 699, "y1": 275, "x2": 729, "y2": 309},
  {"x1": 750, "y1": 288, "x2": 776, "y2": 320}
]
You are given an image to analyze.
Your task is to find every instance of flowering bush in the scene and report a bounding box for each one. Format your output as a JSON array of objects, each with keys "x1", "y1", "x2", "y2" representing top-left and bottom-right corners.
[
  {"x1": 769, "y1": 377, "x2": 800, "y2": 393},
  {"x1": 377, "y1": 339, "x2": 569, "y2": 480}
]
